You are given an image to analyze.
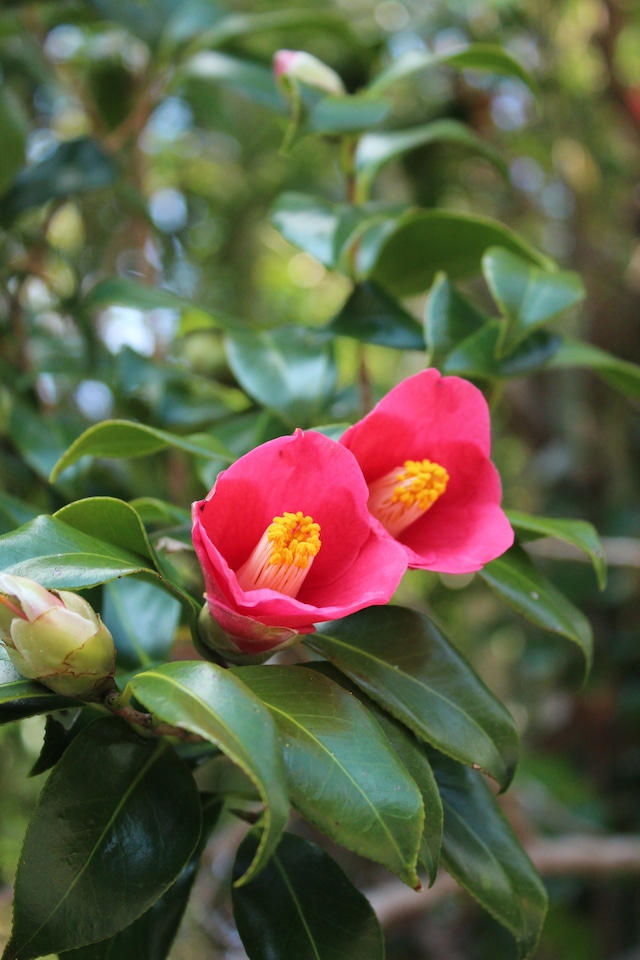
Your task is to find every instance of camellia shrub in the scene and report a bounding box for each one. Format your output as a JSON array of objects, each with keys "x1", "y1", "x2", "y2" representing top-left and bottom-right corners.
[{"x1": 1, "y1": 3, "x2": 639, "y2": 960}]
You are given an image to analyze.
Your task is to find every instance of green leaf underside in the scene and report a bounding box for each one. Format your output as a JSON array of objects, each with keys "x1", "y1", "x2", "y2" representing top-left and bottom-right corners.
[
  {"x1": 50, "y1": 419, "x2": 232, "y2": 482},
  {"x1": 235, "y1": 664, "x2": 423, "y2": 887},
  {"x1": 483, "y1": 246, "x2": 585, "y2": 356},
  {"x1": 3, "y1": 717, "x2": 201, "y2": 960},
  {"x1": 369, "y1": 210, "x2": 549, "y2": 297},
  {"x1": 308, "y1": 661, "x2": 443, "y2": 885},
  {"x1": 0, "y1": 656, "x2": 77, "y2": 724},
  {"x1": 128, "y1": 661, "x2": 289, "y2": 884},
  {"x1": 310, "y1": 606, "x2": 519, "y2": 790},
  {"x1": 328, "y1": 281, "x2": 425, "y2": 350},
  {"x1": 59, "y1": 798, "x2": 223, "y2": 960},
  {"x1": 480, "y1": 544, "x2": 593, "y2": 673},
  {"x1": 432, "y1": 752, "x2": 547, "y2": 960},
  {"x1": 507, "y1": 510, "x2": 607, "y2": 590},
  {"x1": 232, "y1": 831, "x2": 384, "y2": 960}
]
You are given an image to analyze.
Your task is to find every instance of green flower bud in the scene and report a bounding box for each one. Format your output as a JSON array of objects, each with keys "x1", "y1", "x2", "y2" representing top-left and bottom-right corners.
[
  {"x1": 0, "y1": 573, "x2": 116, "y2": 699},
  {"x1": 273, "y1": 50, "x2": 346, "y2": 97}
]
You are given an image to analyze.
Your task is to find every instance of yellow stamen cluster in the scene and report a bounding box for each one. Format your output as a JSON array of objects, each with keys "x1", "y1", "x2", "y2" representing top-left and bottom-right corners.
[
  {"x1": 368, "y1": 459, "x2": 449, "y2": 537},
  {"x1": 236, "y1": 511, "x2": 321, "y2": 598}
]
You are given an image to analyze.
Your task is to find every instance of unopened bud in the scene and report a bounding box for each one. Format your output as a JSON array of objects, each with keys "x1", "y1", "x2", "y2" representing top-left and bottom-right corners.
[
  {"x1": 0, "y1": 573, "x2": 116, "y2": 699},
  {"x1": 273, "y1": 49, "x2": 345, "y2": 97}
]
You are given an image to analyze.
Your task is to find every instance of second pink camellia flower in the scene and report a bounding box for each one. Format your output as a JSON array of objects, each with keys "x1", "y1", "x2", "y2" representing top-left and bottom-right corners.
[
  {"x1": 192, "y1": 429, "x2": 408, "y2": 657},
  {"x1": 340, "y1": 369, "x2": 514, "y2": 573}
]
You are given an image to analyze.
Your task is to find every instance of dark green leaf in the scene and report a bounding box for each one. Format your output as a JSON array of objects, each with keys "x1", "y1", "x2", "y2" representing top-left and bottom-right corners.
[
  {"x1": 356, "y1": 119, "x2": 508, "y2": 198},
  {"x1": 441, "y1": 320, "x2": 562, "y2": 380},
  {"x1": 0, "y1": 654, "x2": 76, "y2": 724},
  {"x1": 232, "y1": 831, "x2": 384, "y2": 960},
  {"x1": 88, "y1": 0, "x2": 179, "y2": 48},
  {"x1": 225, "y1": 326, "x2": 336, "y2": 426},
  {"x1": 0, "y1": 138, "x2": 116, "y2": 224},
  {"x1": 369, "y1": 43, "x2": 538, "y2": 96},
  {"x1": 50, "y1": 419, "x2": 232, "y2": 482},
  {"x1": 327, "y1": 281, "x2": 425, "y2": 349},
  {"x1": 103, "y1": 577, "x2": 181, "y2": 669},
  {"x1": 483, "y1": 247, "x2": 585, "y2": 356},
  {"x1": 128, "y1": 661, "x2": 289, "y2": 884},
  {"x1": 369, "y1": 210, "x2": 549, "y2": 297},
  {"x1": 309, "y1": 605, "x2": 519, "y2": 790},
  {"x1": 0, "y1": 491, "x2": 40, "y2": 536},
  {"x1": 547, "y1": 337, "x2": 640, "y2": 401},
  {"x1": 307, "y1": 94, "x2": 391, "y2": 135},
  {"x1": 425, "y1": 272, "x2": 488, "y2": 366},
  {"x1": 507, "y1": 511, "x2": 606, "y2": 590},
  {"x1": 3, "y1": 716, "x2": 201, "y2": 960},
  {"x1": 28, "y1": 711, "x2": 90, "y2": 777},
  {"x1": 480, "y1": 544, "x2": 593, "y2": 672},
  {"x1": 59, "y1": 796, "x2": 222, "y2": 960},
  {"x1": 236, "y1": 664, "x2": 424, "y2": 887},
  {"x1": 0, "y1": 87, "x2": 26, "y2": 193},
  {"x1": 432, "y1": 751, "x2": 547, "y2": 960}
]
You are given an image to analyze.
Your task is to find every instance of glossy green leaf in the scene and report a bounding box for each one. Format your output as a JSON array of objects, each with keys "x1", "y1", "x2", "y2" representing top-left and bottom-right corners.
[
  {"x1": 103, "y1": 577, "x2": 181, "y2": 669},
  {"x1": 507, "y1": 510, "x2": 607, "y2": 590},
  {"x1": 128, "y1": 661, "x2": 289, "y2": 884},
  {"x1": 356, "y1": 119, "x2": 508, "y2": 198},
  {"x1": 327, "y1": 281, "x2": 425, "y2": 349},
  {"x1": 483, "y1": 247, "x2": 585, "y2": 356},
  {"x1": 55, "y1": 497, "x2": 155, "y2": 561},
  {"x1": 441, "y1": 320, "x2": 561, "y2": 380},
  {"x1": 309, "y1": 661, "x2": 443, "y2": 884},
  {"x1": 310, "y1": 605, "x2": 519, "y2": 790},
  {"x1": 480, "y1": 544, "x2": 593, "y2": 672},
  {"x1": 0, "y1": 514, "x2": 155, "y2": 588},
  {"x1": 232, "y1": 831, "x2": 384, "y2": 960},
  {"x1": 59, "y1": 796, "x2": 222, "y2": 960},
  {"x1": 50, "y1": 419, "x2": 232, "y2": 482},
  {"x1": 369, "y1": 210, "x2": 549, "y2": 297},
  {"x1": 271, "y1": 192, "x2": 342, "y2": 267},
  {"x1": 225, "y1": 326, "x2": 336, "y2": 427},
  {"x1": 308, "y1": 94, "x2": 391, "y2": 135},
  {"x1": 431, "y1": 751, "x2": 547, "y2": 960},
  {"x1": 236, "y1": 664, "x2": 424, "y2": 887},
  {"x1": 425, "y1": 272, "x2": 488, "y2": 366},
  {"x1": 0, "y1": 654, "x2": 76, "y2": 724},
  {"x1": 3, "y1": 716, "x2": 202, "y2": 960},
  {"x1": 0, "y1": 138, "x2": 116, "y2": 224},
  {"x1": 369, "y1": 43, "x2": 537, "y2": 96},
  {"x1": 0, "y1": 86, "x2": 26, "y2": 193},
  {"x1": 547, "y1": 336, "x2": 640, "y2": 401},
  {"x1": 182, "y1": 51, "x2": 284, "y2": 110}
]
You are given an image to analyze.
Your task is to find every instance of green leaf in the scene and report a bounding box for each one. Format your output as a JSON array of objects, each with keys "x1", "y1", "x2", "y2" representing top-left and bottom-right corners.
[
  {"x1": 232, "y1": 831, "x2": 384, "y2": 960},
  {"x1": 225, "y1": 326, "x2": 336, "y2": 427},
  {"x1": 507, "y1": 510, "x2": 607, "y2": 590},
  {"x1": 441, "y1": 320, "x2": 561, "y2": 380},
  {"x1": 480, "y1": 544, "x2": 593, "y2": 673},
  {"x1": 425, "y1": 272, "x2": 488, "y2": 367},
  {"x1": 182, "y1": 51, "x2": 284, "y2": 110},
  {"x1": 369, "y1": 43, "x2": 538, "y2": 97},
  {"x1": 0, "y1": 138, "x2": 116, "y2": 224},
  {"x1": 356, "y1": 119, "x2": 508, "y2": 199},
  {"x1": 3, "y1": 716, "x2": 202, "y2": 960},
  {"x1": 49, "y1": 419, "x2": 232, "y2": 482},
  {"x1": 307, "y1": 94, "x2": 391, "y2": 135},
  {"x1": 128, "y1": 661, "x2": 289, "y2": 884},
  {"x1": 0, "y1": 86, "x2": 26, "y2": 193},
  {"x1": 54, "y1": 497, "x2": 155, "y2": 561},
  {"x1": 369, "y1": 210, "x2": 550, "y2": 297},
  {"x1": 327, "y1": 281, "x2": 425, "y2": 349},
  {"x1": 0, "y1": 654, "x2": 76, "y2": 724},
  {"x1": 129, "y1": 497, "x2": 191, "y2": 528},
  {"x1": 103, "y1": 577, "x2": 181, "y2": 669},
  {"x1": 432, "y1": 751, "x2": 547, "y2": 960},
  {"x1": 310, "y1": 661, "x2": 443, "y2": 885},
  {"x1": 189, "y1": 8, "x2": 350, "y2": 50},
  {"x1": 235, "y1": 664, "x2": 424, "y2": 887},
  {"x1": 271, "y1": 192, "x2": 343, "y2": 268},
  {"x1": 483, "y1": 247, "x2": 585, "y2": 356},
  {"x1": 83, "y1": 276, "x2": 223, "y2": 327},
  {"x1": 0, "y1": 491, "x2": 40, "y2": 536},
  {"x1": 59, "y1": 796, "x2": 222, "y2": 960},
  {"x1": 309, "y1": 605, "x2": 519, "y2": 790},
  {"x1": 547, "y1": 337, "x2": 640, "y2": 401}
]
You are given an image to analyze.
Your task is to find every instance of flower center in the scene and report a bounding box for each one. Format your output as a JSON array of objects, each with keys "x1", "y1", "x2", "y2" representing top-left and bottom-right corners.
[
  {"x1": 367, "y1": 459, "x2": 449, "y2": 537},
  {"x1": 236, "y1": 511, "x2": 322, "y2": 598}
]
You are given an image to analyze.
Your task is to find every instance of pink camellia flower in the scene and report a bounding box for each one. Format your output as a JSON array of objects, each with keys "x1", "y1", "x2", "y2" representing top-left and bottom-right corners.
[
  {"x1": 191, "y1": 429, "x2": 407, "y2": 657},
  {"x1": 340, "y1": 369, "x2": 514, "y2": 573}
]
